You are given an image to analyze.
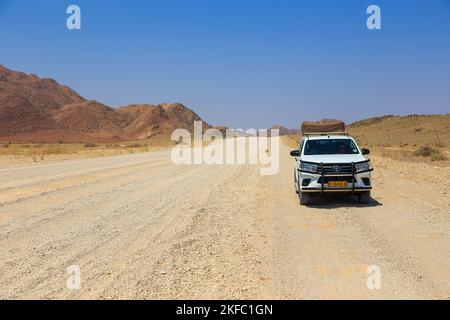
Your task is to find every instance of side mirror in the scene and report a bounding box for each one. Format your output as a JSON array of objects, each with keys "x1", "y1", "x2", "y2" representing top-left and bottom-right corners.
[
  {"x1": 361, "y1": 148, "x2": 370, "y2": 155},
  {"x1": 290, "y1": 150, "x2": 300, "y2": 157}
]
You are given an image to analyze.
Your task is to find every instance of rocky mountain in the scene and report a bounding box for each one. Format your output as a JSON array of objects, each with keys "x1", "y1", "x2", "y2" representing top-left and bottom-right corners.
[
  {"x1": 0, "y1": 65, "x2": 209, "y2": 143},
  {"x1": 270, "y1": 125, "x2": 300, "y2": 136}
]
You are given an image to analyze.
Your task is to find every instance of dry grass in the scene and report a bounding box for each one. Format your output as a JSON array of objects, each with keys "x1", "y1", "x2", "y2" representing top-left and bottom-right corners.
[
  {"x1": 0, "y1": 133, "x2": 218, "y2": 165},
  {"x1": 0, "y1": 137, "x2": 174, "y2": 164},
  {"x1": 0, "y1": 144, "x2": 75, "y2": 157},
  {"x1": 413, "y1": 146, "x2": 447, "y2": 161}
]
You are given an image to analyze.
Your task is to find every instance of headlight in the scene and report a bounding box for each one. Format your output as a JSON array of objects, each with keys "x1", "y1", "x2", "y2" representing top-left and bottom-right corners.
[
  {"x1": 354, "y1": 161, "x2": 371, "y2": 172},
  {"x1": 300, "y1": 162, "x2": 319, "y2": 172}
]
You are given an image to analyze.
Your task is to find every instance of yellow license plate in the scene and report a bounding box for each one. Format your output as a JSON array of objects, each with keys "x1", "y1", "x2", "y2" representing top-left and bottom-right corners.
[{"x1": 328, "y1": 181, "x2": 348, "y2": 188}]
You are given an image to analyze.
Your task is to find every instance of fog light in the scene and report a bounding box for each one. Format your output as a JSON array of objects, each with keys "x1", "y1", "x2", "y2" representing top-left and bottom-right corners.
[
  {"x1": 302, "y1": 179, "x2": 311, "y2": 186},
  {"x1": 362, "y1": 178, "x2": 371, "y2": 186}
]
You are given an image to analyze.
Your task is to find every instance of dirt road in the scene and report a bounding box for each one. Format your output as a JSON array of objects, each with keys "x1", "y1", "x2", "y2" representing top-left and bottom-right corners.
[{"x1": 0, "y1": 142, "x2": 449, "y2": 299}]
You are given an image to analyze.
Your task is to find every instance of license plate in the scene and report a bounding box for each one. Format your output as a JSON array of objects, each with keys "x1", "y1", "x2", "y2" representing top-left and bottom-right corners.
[{"x1": 328, "y1": 181, "x2": 348, "y2": 188}]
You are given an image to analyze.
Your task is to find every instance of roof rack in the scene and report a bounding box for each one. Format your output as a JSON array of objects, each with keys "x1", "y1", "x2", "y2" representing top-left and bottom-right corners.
[{"x1": 302, "y1": 132, "x2": 349, "y2": 137}]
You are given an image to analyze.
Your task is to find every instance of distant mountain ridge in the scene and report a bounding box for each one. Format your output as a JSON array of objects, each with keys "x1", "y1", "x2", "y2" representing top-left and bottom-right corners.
[
  {"x1": 270, "y1": 125, "x2": 300, "y2": 136},
  {"x1": 0, "y1": 65, "x2": 209, "y2": 142}
]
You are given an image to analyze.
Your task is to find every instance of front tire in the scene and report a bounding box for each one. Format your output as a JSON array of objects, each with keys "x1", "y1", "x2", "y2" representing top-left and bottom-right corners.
[{"x1": 299, "y1": 192, "x2": 311, "y2": 205}]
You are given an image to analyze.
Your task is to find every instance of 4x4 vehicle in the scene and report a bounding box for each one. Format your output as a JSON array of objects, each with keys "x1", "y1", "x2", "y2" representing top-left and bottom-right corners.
[{"x1": 290, "y1": 132, "x2": 373, "y2": 205}]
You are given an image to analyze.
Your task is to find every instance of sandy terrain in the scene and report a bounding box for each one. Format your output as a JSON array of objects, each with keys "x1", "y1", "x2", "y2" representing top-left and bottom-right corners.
[{"x1": 0, "y1": 141, "x2": 449, "y2": 299}]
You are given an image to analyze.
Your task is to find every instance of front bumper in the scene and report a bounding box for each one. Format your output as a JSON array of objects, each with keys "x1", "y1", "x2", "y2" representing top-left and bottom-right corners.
[{"x1": 299, "y1": 161, "x2": 373, "y2": 193}]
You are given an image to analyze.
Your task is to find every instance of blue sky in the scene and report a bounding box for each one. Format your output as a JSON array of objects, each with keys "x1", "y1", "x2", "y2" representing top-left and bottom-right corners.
[{"x1": 0, "y1": 0, "x2": 449, "y2": 128}]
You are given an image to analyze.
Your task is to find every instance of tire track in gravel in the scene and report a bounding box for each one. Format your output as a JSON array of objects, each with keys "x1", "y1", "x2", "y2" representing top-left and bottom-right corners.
[{"x1": 0, "y1": 161, "x2": 210, "y2": 298}]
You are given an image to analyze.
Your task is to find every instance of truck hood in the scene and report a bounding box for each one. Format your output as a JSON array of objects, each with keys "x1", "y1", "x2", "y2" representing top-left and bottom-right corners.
[{"x1": 301, "y1": 154, "x2": 367, "y2": 164}]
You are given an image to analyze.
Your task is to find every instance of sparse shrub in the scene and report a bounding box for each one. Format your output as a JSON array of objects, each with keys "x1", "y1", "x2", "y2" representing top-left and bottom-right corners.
[
  {"x1": 434, "y1": 134, "x2": 444, "y2": 148},
  {"x1": 431, "y1": 153, "x2": 447, "y2": 161},
  {"x1": 41, "y1": 145, "x2": 70, "y2": 156},
  {"x1": 126, "y1": 143, "x2": 146, "y2": 148},
  {"x1": 85, "y1": 143, "x2": 98, "y2": 148},
  {"x1": 414, "y1": 146, "x2": 436, "y2": 157},
  {"x1": 413, "y1": 146, "x2": 446, "y2": 161}
]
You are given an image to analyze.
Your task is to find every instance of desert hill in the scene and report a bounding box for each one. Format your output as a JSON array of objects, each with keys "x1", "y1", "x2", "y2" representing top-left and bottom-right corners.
[
  {"x1": 0, "y1": 65, "x2": 85, "y2": 135},
  {"x1": 347, "y1": 114, "x2": 450, "y2": 148},
  {"x1": 116, "y1": 103, "x2": 208, "y2": 140},
  {"x1": 0, "y1": 65, "x2": 209, "y2": 143}
]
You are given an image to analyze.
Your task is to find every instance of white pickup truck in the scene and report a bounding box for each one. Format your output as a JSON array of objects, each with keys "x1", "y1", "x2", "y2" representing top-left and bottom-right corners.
[{"x1": 290, "y1": 133, "x2": 373, "y2": 205}]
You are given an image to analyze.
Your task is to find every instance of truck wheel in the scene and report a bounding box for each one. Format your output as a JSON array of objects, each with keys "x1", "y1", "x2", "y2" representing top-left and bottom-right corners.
[
  {"x1": 359, "y1": 192, "x2": 371, "y2": 204},
  {"x1": 299, "y1": 192, "x2": 311, "y2": 205}
]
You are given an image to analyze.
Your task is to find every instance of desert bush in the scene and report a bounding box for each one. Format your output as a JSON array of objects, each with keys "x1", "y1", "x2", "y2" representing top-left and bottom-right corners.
[
  {"x1": 41, "y1": 145, "x2": 73, "y2": 156},
  {"x1": 434, "y1": 134, "x2": 444, "y2": 148},
  {"x1": 430, "y1": 153, "x2": 447, "y2": 161},
  {"x1": 85, "y1": 143, "x2": 98, "y2": 148},
  {"x1": 126, "y1": 143, "x2": 147, "y2": 148},
  {"x1": 414, "y1": 146, "x2": 436, "y2": 157},
  {"x1": 413, "y1": 145, "x2": 447, "y2": 161}
]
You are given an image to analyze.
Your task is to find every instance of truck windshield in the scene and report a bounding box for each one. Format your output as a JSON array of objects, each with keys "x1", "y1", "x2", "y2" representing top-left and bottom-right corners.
[{"x1": 304, "y1": 139, "x2": 359, "y2": 155}]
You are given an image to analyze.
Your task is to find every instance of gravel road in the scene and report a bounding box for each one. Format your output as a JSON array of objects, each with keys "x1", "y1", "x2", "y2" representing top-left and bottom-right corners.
[{"x1": 0, "y1": 142, "x2": 449, "y2": 299}]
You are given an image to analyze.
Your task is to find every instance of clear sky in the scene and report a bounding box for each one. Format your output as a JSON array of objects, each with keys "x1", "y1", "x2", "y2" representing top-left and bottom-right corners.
[{"x1": 0, "y1": 0, "x2": 449, "y2": 129}]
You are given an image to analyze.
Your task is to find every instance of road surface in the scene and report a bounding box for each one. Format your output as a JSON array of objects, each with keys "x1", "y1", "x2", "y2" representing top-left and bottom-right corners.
[{"x1": 0, "y1": 142, "x2": 449, "y2": 299}]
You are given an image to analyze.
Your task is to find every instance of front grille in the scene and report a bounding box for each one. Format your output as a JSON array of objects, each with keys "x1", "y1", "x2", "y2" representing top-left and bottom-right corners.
[
  {"x1": 318, "y1": 176, "x2": 356, "y2": 184},
  {"x1": 321, "y1": 163, "x2": 354, "y2": 174}
]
